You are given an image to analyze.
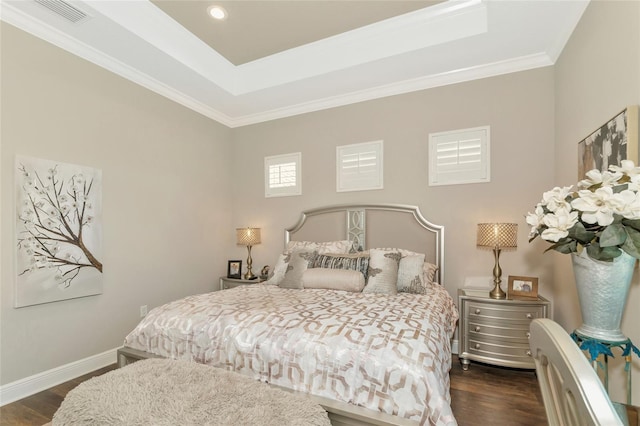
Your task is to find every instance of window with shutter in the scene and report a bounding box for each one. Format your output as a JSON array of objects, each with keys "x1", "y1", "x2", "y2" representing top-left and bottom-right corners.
[
  {"x1": 429, "y1": 126, "x2": 490, "y2": 186},
  {"x1": 336, "y1": 141, "x2": 383, "y2": 192},
  {"x1": 264, "y1": 152, "x2": 301, "y2": 197}
]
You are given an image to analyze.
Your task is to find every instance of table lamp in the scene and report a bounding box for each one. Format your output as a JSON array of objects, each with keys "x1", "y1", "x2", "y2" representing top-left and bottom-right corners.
[
  {"x1": 236, "y1": 227, "x2": 261, "y2": 280},
  {"x1": 477, "y1": 223, "x2": 518, "y2": 299}
]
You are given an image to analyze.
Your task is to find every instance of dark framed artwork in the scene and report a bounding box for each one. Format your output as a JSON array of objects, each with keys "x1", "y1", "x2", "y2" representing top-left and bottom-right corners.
[
  {"x1": 578, "y1": 105, "x2": 639, "y2": 179},
  {"x1": 227, "y1": 260, "x2": 242, "y2": 279},
  {"x1": 508, "y1": 275, "x2": 538, "y2": 299}
]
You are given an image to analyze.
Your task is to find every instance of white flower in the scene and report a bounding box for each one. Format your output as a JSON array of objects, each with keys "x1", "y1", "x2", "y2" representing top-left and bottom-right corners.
[
  {"x1": 526, "y1": 204, "x2": 545, "y2": 237},
  {"x1": 541, "y1": 208, "x2": 579, "y2": 242},
  {"x1": 611, "y1": 189, "x2": 640, "y2": 220},
  {"x1": 571, "y1": 187, "x2": 616, "y2": 226},
  {"x1": 542, "y1": 186, "x2": 573, "y2": 212},
  {"x1": 577, "y1": 169, "x2": 623, "y2": 189},
  {"x1": 626, "y1": 174, "x2": 640, "y2": 192},
  {"x1": 609, "y1": 160, "x2": 640, "y2": 177}
]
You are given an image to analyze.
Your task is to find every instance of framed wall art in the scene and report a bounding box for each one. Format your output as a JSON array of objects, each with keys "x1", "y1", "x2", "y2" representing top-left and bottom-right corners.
[
  {"x1": 15, "y1": 155, "x2": 103, "y2": 307},
  {"x1": 578, "y1": 105, "x2": 639, "y2": 179},
  {"x1": 227, "y1": 260, "x2": 242, "y2": 279},
  {"x1": 508, "y1": 275, "x2": 538, "y2": 299}
]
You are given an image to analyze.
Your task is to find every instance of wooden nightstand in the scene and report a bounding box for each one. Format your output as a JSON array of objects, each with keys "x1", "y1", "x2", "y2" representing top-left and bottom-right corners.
[
  {"x1": 458, "y1": 288, "x2": 550, "y2": 370},
  {"x1": 219, "y1": 276, "x2": 262, "y2": 290}
]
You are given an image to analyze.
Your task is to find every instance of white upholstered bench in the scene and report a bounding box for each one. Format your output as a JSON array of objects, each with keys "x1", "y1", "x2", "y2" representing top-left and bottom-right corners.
[{"x1": 51, "y1": 358, "x2": 331, "y2": 426}]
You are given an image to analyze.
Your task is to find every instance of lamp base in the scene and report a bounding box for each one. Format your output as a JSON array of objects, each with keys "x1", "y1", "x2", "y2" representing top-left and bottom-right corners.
[
  {"x1": 489, "y1": 282, "x2": 506, "y2": 299},
  {"x1": 489, "y1": 247, "x2": 506, "y2": 299},
  {"x1": 243, "y1": 271, "x2": 256, "y2": 280}
]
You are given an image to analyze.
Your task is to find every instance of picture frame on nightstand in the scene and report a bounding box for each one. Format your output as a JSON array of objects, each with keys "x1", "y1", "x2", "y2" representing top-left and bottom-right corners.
[
  {"x1": 508, "y1": 275, "x2": 538, "y2": 299},
  {"x1": 227, "y1": 260, "x2": 242, "y2": 279}
]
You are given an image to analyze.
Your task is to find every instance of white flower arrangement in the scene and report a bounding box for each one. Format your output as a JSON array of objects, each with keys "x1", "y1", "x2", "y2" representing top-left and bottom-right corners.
[{"x1": 527, "y1": 160, "x2": 640, "y2": 261}]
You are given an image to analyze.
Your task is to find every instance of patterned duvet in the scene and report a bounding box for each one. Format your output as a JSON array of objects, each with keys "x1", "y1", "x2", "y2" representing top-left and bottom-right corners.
[{"x1": 123, "y1": 284, "x2": 459, "y2": 425}]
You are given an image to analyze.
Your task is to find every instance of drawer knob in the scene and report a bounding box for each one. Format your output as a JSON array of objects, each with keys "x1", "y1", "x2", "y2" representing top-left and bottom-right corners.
[
  {"x1": 526, "y1": 313, "x2": 533, "y2": 319},
  {"x1": 526, "y1": 332, "x2": 531, "y2": 338},
  {"x1": 475, "y1": 308, "x2": 481, "y2": 314},
  {"x1": 474, "y1": 326, "x2": 481, "y2": 332},
  {"x1": 475, "y1": 343, "x2": 481, "y2": 349},
  {"x1": 526, "y1": 350, "x2": 532, "y2": 356}
]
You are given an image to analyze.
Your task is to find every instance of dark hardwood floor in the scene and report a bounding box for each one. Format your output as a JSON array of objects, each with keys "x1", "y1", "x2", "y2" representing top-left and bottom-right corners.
[{"x1": 0, "y1": 356, "x2": 547, "y2": 425}]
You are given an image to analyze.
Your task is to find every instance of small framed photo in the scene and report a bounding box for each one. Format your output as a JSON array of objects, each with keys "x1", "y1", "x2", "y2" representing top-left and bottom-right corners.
[
  {"x1": 227, "y1": 260, "x2": 242, "y2": 279},
  {"x1": 508, "y1": 275, "x2": 538, "y2": 299}
]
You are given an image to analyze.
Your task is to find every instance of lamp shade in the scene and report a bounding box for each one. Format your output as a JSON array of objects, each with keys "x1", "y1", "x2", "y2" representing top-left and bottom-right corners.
[
  {"x1": 236, "y1": 227, "x2": 261, "y2": 246},
  {"x1": 477, "y1": 223, "x2": 518, "y2": 248}
]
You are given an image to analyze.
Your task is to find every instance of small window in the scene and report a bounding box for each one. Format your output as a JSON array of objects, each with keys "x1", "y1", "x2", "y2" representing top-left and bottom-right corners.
[
  {"x1": 428, "y1": 126, "x2": 490, "y2": 186},
  {"x1": 337, "y1": 140, "x2": 383, "y2": 192},
  {"x1": 265, "y1": 152, "x2": 301, "y2": 197}
]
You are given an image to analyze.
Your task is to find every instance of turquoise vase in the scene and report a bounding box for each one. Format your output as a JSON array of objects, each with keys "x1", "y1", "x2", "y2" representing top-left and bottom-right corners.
[{"x1": 571, "y1": 250, "x2": 636, "y2": 342}]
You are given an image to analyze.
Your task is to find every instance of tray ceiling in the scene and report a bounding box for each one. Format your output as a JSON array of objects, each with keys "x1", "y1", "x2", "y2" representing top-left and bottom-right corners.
[{"x1": 1, "y1": 0, "x2": 589, "y2": 127}]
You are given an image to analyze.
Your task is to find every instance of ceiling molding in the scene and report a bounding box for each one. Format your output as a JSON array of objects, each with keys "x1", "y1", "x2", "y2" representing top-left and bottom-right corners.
[
  {"x1": 227, "y1": 52, "x2": 555, "y2": 128},
  {"x1": 1, "y1": 0, "x2": 590, "y2": 128}
]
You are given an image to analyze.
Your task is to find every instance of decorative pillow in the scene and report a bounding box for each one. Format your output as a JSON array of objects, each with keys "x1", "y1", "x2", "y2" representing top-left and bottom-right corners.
[
  {"x1": 268, "y1": 241, "x2": 352, "y2": 286},
  {"x1": 278, "y1": 250, "x2": 317, "y2": 289},
  {"x1": 424, "y1": 262, "x2": 439, "y2": 285},
  {"x1": 397, "y1": 253, "x2": 427, "y2": 294},
  {"x1": 263, "y1": 253, "x2": 289, "y2": 285},
  {"x1": 362, "y1": 249, "x2": 400, "y2": 295},
  {"x1": 311, "y1": 252, "x2": 370, "y2": 279},
  {"x1": 302, "y1": 268, "x2": 365, "y2": 292}
]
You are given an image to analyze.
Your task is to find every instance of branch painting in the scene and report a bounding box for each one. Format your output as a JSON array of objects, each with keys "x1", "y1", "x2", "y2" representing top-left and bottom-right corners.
[{"x1": 15, "y1": 156, "x2": 103, "y2": 307}]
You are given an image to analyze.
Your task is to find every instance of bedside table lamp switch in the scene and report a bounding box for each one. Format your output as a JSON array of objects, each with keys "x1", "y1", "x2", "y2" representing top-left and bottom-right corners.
[
  {"x1": 237, "y1": 227, "x2": 261, "y2": 280},
  {"x1": 477, "y1": 222, "x2": 518, "y2": 299}
]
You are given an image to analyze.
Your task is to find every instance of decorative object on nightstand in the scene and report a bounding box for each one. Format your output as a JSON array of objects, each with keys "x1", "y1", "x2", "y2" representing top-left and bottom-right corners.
[
  {"x1": 260, "y1": 265, "x2": 270, "y2": 281},
  {"x1": 236, "y1": 227, "x2": 261, "y2": 280},
  {"x1": 507, "y1": 275, "x2": 538, "y2": 299},
  {"x1": 477, "y1": 223, "x2": 518, "y2": 299},
  {"x1": 227, "y1": 260, "x2": 242, "y2": 279},
  {"x1": 458, "y1": 288, "x2": 549, "y2": 370}
]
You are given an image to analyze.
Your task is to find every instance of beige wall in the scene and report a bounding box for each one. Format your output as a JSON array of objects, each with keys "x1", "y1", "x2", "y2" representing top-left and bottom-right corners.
[
  {"x1": 554, "y1": 0, "x2": 640, "y2": 404},
  {"x1": 0, "y1": 23, "x2": 233, "y2": 384},
  {"x1": 231, "y1": 68, "x2": 557, "y2": 313},
  {"x1": 3, "y1": 0, "x2": 640, "y2": 407}
]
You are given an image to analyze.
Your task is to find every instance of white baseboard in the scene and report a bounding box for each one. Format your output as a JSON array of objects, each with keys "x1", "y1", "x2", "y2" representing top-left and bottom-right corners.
[{"x1": 0, "y1": 347, "x2": 119, "y2": 406}]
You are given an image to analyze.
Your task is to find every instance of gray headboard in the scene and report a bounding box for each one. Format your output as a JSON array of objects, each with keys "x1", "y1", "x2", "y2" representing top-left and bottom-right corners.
[{"x1": 285, "y1": 203, "x2": 445, "y2": 285}]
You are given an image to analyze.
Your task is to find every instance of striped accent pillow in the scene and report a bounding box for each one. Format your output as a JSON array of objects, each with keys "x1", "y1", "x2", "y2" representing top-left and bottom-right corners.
[{"x1": 312, "y1": 252, "x2": 370, "y2": 280}]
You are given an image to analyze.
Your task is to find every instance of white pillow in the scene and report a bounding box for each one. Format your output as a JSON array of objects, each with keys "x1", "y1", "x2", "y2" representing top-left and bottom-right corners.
[
  {"x1": 362, "y1": 249, "x2": 400, "y2": 295},
  {"x1": 263, "y1": 253, "x2": 288, "y2": 285},
  {"x1": 268, "y1": 240, "x2": 353, "y2": 286},
  {"x1": 302, "y1": 268, "x2": 365, "y2": 292},
  {"x1": 397, "y1": 253, "x2": 427, "y2": 294},
  {"x1": 279, "y1": 250, "x2": 317, "y2": 289}
]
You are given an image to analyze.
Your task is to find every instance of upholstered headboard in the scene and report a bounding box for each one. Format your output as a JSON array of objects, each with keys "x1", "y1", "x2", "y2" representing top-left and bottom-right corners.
[{"x1": 285, "y1": 204, "x2": 445, "y2": 285}]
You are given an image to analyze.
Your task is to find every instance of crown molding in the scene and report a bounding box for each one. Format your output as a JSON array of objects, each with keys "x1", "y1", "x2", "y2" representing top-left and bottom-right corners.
[
  {"x1": 0, "y1": 1, "x2": 235, "y2": 127},
  {"x1": 227, "y1": 52, "x2": 555, "y2": 128}
]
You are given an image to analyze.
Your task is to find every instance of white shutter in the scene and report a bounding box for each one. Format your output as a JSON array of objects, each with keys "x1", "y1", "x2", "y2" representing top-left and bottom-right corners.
[
  {"x1": 337, "y1": 141, "x2": 383, "y2": 192},
  {"x1": 265, "y1": 152, "x2": 301, "y2": 197},
  {"x1": 429, "y1": 126, "x2": 490, "y2": 186}
]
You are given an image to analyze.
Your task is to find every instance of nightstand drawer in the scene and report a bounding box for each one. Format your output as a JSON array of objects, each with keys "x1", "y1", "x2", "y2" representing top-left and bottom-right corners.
[
  {"x1": 466, "y1": 337, "x2": 533, "y2": 363},
  {"x1": 466, "y1": 302, "x2": 545, "y2": 322},
  {"x1": 466, "y1": 321, "x2": 531, "y2": 342}
]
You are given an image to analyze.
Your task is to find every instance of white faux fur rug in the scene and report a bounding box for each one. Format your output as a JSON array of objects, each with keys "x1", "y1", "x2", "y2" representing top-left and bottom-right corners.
[{"x1": 52, "y1": 358, "x2": 331, "y2": 426}]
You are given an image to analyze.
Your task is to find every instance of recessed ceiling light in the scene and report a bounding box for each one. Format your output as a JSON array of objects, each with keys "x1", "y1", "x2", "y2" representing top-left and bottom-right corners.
[{"x1": 208, "y1": 5, "x2": 227, "y2": 21}]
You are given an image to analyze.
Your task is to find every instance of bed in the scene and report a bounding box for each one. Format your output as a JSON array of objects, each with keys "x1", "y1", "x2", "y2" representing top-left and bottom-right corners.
[{"x1": 117, "y1": 204, "x2": 459, "y2": 426}]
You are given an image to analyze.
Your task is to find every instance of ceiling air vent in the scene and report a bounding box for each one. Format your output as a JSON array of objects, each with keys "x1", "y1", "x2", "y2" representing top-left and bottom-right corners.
[{"x1": 34, "y1": 0, "x2": 90, "y2": 24}]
